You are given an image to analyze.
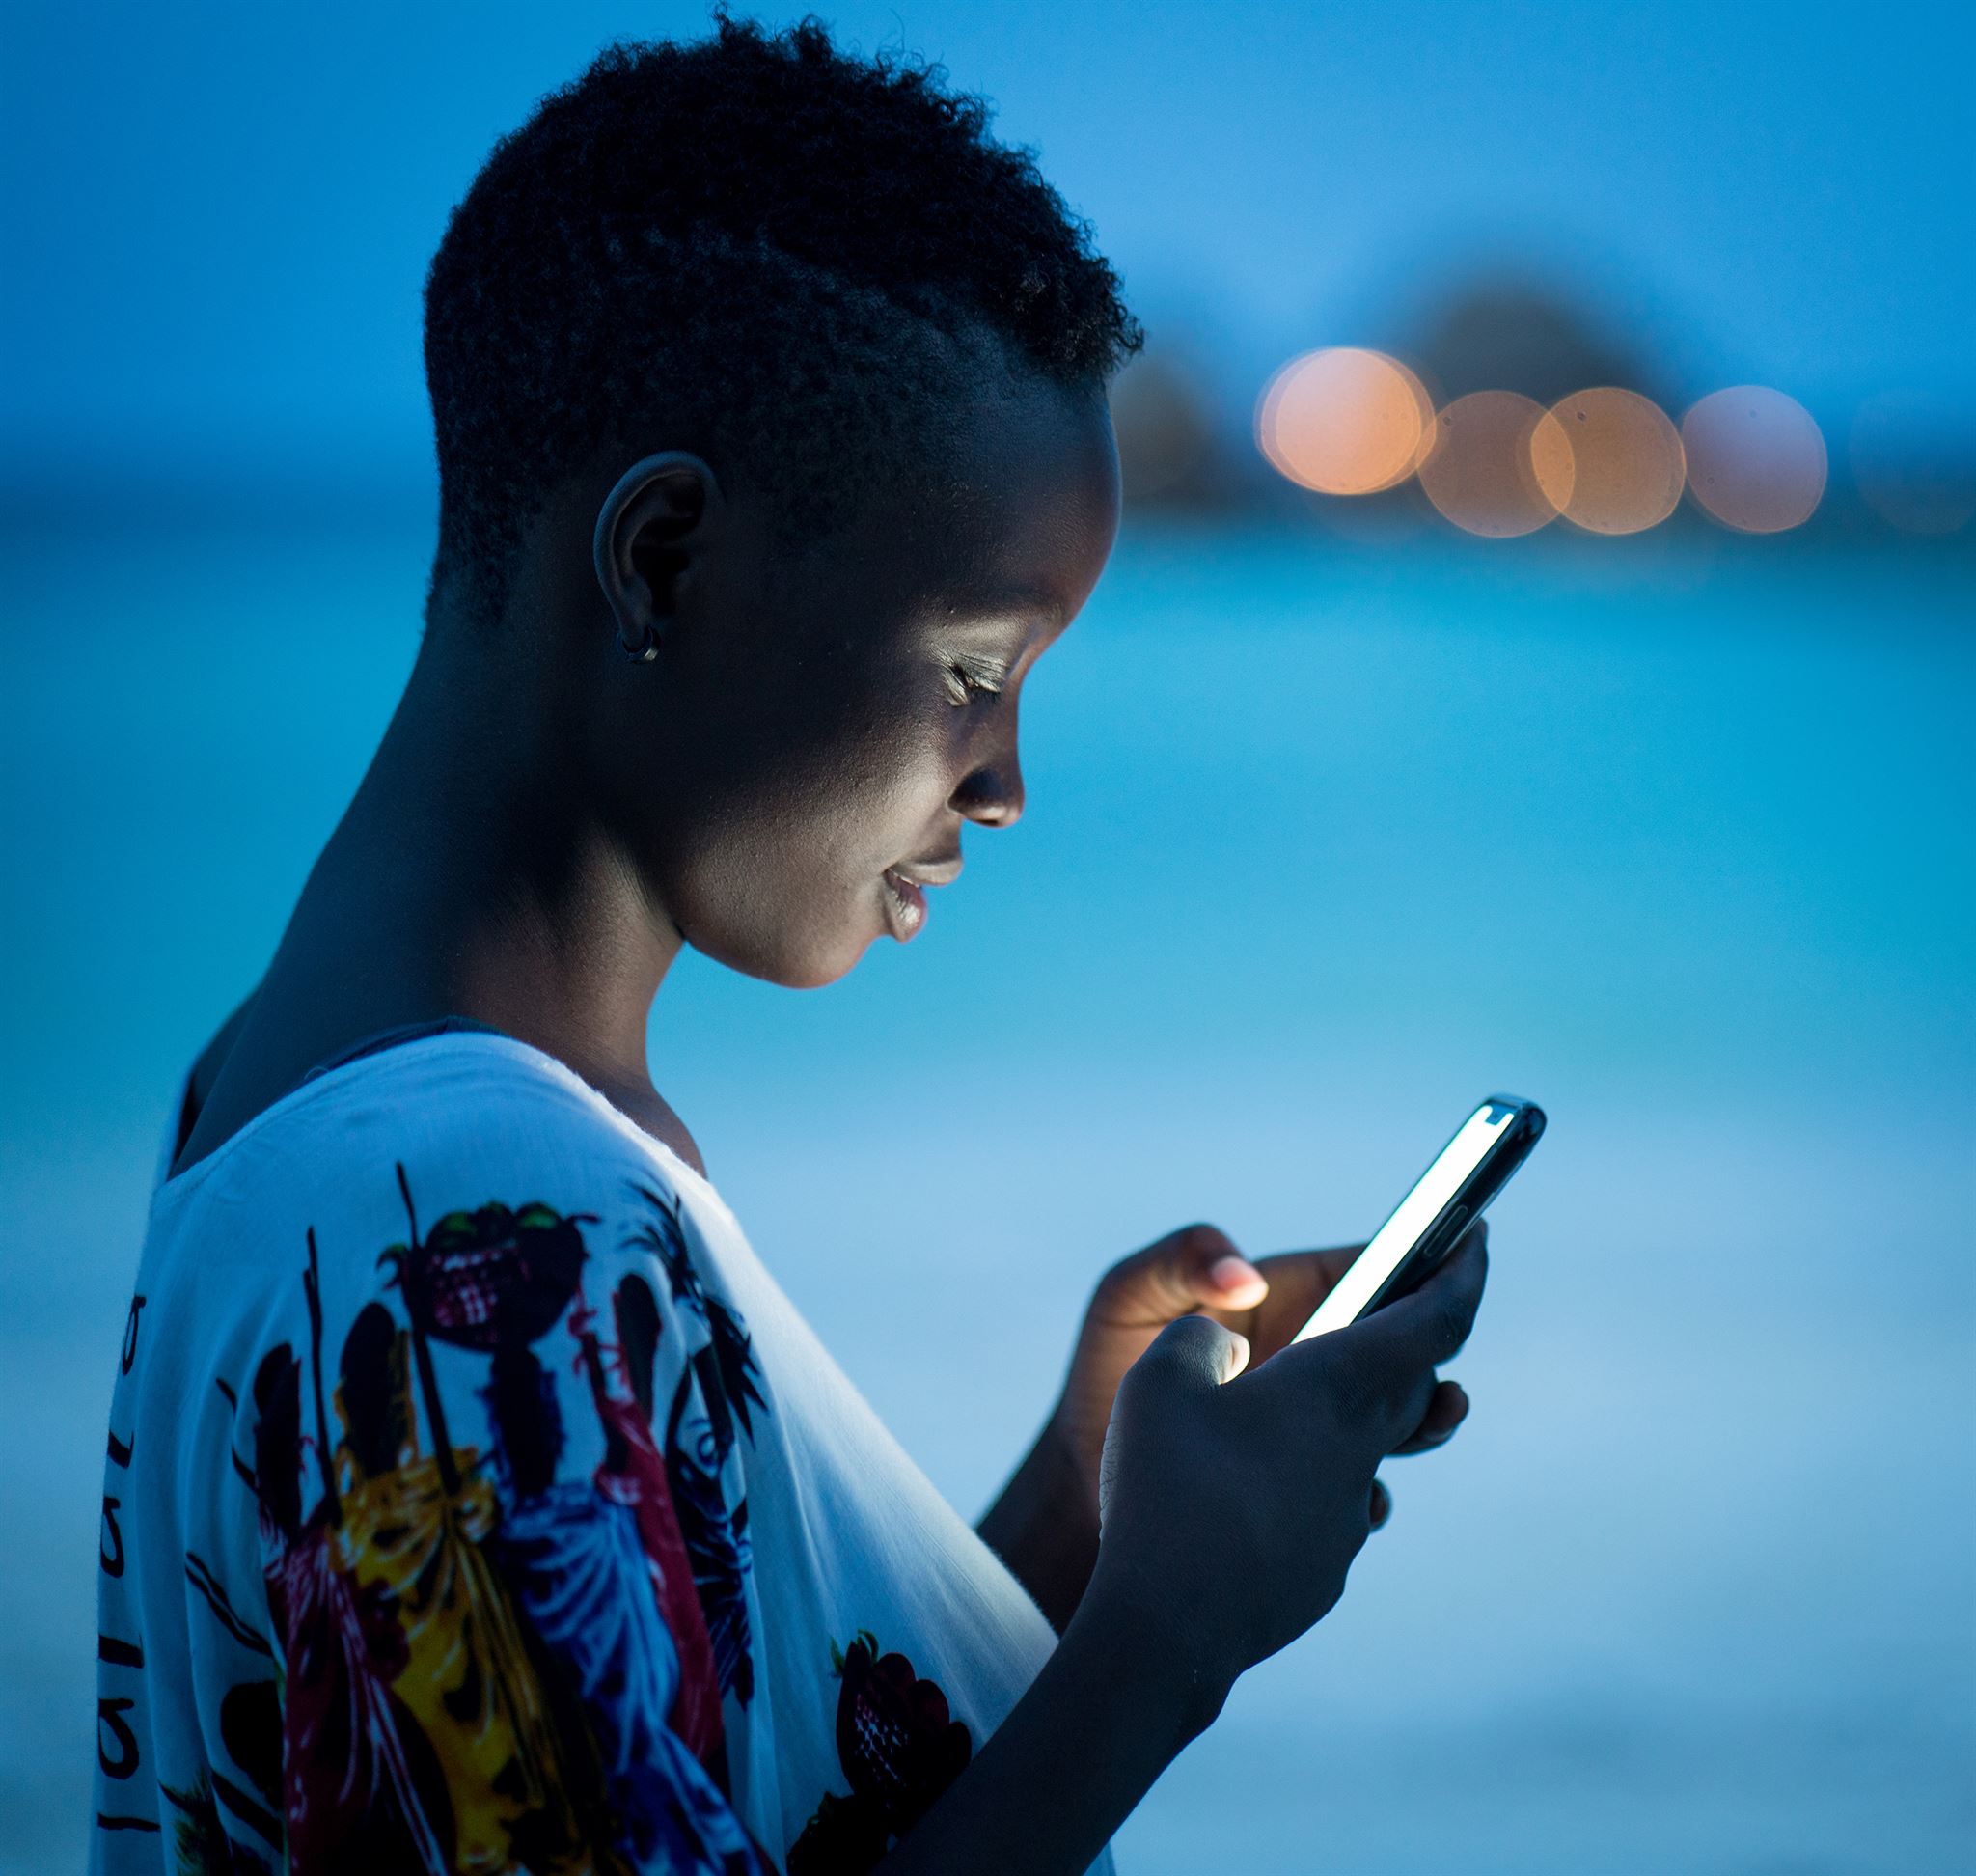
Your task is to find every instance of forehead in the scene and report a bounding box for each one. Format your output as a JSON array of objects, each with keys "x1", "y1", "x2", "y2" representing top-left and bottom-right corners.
[{"x1": 788, "y1": 372, "x2": 1121, "y2": 633}]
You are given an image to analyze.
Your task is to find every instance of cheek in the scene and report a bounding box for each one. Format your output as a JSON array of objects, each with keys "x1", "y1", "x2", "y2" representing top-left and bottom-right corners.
[{"x1": 649, "y1": 692, "x2": 956, "y2": 980}]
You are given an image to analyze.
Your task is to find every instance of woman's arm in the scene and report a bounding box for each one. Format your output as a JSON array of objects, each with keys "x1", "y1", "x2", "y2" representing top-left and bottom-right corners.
[
  {"x1": 976, "y1": 1417, "x2": 1101, "y2": 1632},
  {"x1": 877, "y1": 1574, "x2": 1222, "y2": 1876},
  {"x1": 915, "y1": 1230, "x2": 1490, "y2": 1875}
]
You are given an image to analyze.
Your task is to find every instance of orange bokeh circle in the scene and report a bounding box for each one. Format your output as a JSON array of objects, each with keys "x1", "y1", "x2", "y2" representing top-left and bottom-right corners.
[
  {"x1": 1547, "y1": 388, "x2": 1686, "y2": 534},
  {"x1": 1256, "y1": 348, "x2": 1434, "y2": 496},
  {"x1": 1416, "y1": 391, "x2": 1576, "y2": 538}
]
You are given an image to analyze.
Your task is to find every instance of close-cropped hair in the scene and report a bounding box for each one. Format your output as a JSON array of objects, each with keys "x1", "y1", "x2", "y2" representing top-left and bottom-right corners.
[{"x1": 422, "y1": 11, "x2": 1142, "y2": 631}]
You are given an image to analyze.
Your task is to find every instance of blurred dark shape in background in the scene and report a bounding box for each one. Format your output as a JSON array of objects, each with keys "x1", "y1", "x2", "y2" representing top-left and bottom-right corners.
[
  {"x1": 1109, "y1": 347, "x2": 1249, "y2": 516},
  {"x1": 1400, "y1": 273, "x2": 1664, "y2": 413},
  {"x1": 1851, "y1": 391, "x2": 1976, "y2": 536}
]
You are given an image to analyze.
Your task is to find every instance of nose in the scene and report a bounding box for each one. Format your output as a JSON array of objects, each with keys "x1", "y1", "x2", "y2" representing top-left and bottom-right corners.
[{"x1": 950, "y1": 753, "x2": 1025, "y2": 828}]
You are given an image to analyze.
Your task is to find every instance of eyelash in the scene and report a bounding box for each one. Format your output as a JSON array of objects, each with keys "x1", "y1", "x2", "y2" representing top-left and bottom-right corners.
[{"x1": 945, "y1": 655, "x2": 1007, "y2": 706}]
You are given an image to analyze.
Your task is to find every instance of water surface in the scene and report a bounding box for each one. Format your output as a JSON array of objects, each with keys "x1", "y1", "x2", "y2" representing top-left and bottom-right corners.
[{"x1": 3, "y1": 522, "x2": 1969, "y2": 1873}]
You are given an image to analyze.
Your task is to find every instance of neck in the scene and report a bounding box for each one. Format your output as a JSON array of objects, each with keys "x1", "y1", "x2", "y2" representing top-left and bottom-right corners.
[{"x1": 213, "y1": 625, "x2": 692, "y2": 1154}]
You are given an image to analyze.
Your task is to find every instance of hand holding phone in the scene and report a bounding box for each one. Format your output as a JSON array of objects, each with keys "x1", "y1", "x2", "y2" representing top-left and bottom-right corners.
[
  {"x1": 1093, "y1": 1146, "x2": 1496, "y2": 1709},
  {"x1": 1294, "y1": 1094, "x2": 1545, "y2": 1341}
]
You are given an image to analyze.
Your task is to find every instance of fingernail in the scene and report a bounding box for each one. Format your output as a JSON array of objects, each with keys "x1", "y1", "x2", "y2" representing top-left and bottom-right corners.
[
  {"x1": 1223, "y1": 1331, "x2": 1251, "y2": 1380},
  {"x1": 1208, "y1": 1253, "x2": 1265, "y2": 1295}
]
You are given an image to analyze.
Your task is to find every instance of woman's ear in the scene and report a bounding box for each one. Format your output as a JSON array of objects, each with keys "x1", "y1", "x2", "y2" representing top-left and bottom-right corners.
[{"x1": 591, "y1": 452, "x2": 725, "y2": 662}]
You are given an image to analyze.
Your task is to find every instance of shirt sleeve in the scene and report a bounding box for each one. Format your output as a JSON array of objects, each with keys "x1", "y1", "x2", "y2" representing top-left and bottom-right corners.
[{"x1": 231, "y1": 1140, "x2": 776, "y2": 1876}]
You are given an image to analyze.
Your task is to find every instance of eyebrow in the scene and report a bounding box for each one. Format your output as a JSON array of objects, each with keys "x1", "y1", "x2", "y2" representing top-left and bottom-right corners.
[{"x1": 941, "y1": 593, "x2": 1067, "y2": 636}]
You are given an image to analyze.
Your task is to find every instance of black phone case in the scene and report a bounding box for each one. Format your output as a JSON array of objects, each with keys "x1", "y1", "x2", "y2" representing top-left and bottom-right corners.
[{"x1": 1358, "y1": 1094, "x2": 1547, "y2": 1319}]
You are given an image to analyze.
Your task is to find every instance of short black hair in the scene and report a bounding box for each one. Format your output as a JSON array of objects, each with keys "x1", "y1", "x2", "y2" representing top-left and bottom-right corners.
[{"x1": 422, "y1": 13, "x2": 1141, "y2": 631}]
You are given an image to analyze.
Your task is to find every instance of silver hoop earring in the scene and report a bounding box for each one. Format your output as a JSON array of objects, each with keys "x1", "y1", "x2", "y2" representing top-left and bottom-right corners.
[{"x1": 618, "y1": 621, "x2": 659, "y2": 663}]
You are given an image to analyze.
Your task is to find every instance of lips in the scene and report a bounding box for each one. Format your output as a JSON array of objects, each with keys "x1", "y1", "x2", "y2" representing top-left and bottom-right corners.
[
  {"x1": 880, "y1": 868, "x2": 928, "y2": 940},
  {"x1": 880, "y1": 854, "x2": 962, "y2": 942}
]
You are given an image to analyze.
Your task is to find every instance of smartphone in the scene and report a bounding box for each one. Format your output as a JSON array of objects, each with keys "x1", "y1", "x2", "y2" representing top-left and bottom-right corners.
[{"x1": 1292, "y1": 1094, "x2": 1545, "y2": 1341}]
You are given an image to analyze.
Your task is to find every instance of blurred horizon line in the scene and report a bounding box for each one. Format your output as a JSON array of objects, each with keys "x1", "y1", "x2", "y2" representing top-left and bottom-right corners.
[{"x1": 4, "y1": 451, "x2": 1969, "y2": 557}]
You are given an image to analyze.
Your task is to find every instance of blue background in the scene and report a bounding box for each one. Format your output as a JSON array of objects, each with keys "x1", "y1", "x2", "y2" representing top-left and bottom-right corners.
[
  {"x1": 9, "y1": 0, "x2": 1976, "y2": 488},
  {"x1": 3, "y1": 4, "x2": 1972, "y2": 1872}
]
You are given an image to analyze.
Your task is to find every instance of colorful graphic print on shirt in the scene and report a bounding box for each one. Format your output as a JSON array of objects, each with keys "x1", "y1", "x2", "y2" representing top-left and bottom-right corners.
[
  {"x1": 108, "y1": 1171, "x2": 774, "y2": 1875},
  {"x1": 786, "y1": 1633, "x2": 974, "y2": 1875}
]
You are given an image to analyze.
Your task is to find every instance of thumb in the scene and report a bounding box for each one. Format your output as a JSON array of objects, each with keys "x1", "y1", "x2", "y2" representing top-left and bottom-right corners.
[
  {"x1": 1102, "y1": 1314, "x2": 1249, "y2": 1531},
  {"x1": 1130, "y1": 1311, "x2": 1253, "y2": 1394},
  {"x1": 1095, "y1": 1223, "x2": 1269, "y2": 1326}
]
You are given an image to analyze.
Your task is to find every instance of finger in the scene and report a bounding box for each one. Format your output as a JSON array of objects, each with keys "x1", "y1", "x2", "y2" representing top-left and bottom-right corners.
[
  {"x1": 1343, "y1": 1229, "x2": 1486, "y2": 1446},
  {"x1": 1261, "y1": 1227, "x2": 1486, "y2": 1450},
  {"x1": 1093, "y1": 1223, "x2": 1268, "y2": 1327},
  {"x1": 1235, "y1": 1313, "x2": 1440, "y2": 1456},
  {"x1": 1242, "y1": 1245, "x2": 1362, "y2": 1344},
  {"x1": 1369, "y1": 1478, "x2": 1391, "y2": 1530},
  {"x1": 1389, "y1": 1380, "x2": 1468, "y2": 1455},
  {"x1": 1344, "y1": 1220, "x2": 1489, "y2": 1374},
  {"x1": 1125, "y1": 1311, "x2": 1252, "y2": 1397}
]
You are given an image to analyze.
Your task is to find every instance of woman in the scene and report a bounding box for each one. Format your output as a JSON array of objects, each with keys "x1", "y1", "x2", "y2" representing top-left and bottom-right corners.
[{"x1": 92, "y1": 19, "x2": 1485, "y2": 1874}]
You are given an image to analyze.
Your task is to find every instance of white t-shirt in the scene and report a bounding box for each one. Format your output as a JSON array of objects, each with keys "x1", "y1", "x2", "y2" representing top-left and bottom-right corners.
[{"x1": 91, "y1": 1030, "x2": 1110, "y2": 1874}]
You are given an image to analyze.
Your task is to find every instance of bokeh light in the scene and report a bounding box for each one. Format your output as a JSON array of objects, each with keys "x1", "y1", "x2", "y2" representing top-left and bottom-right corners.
[
  {"x1": 1257, "y1": 347, "x2": 1434, "y2": 496},
  {"x1": 1850, "y1": 392, "x2": 1976, "y2": 535},
  {"x1": 1681, "y1": 387, "x2": 1826, "y2": 532},
  {"x1": 1548, "y1": 387, "x2": 1687, "y2": 534},
  {"x1": 1416, "y1": 391, "x2": 1576, "y2": 538}
]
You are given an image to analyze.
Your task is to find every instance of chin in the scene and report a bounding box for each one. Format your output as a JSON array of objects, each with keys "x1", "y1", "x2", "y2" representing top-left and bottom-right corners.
[
  {"x1": 767, "y1": 947, "x2": 865, "y2": 991},
  {"x1": 690, "y1": 910, "x2": 874, "y2": 991}
]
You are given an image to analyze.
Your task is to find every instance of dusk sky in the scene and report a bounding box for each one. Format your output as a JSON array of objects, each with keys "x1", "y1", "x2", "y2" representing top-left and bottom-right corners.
[{"x1": 6, "y1": 0, "x2": 1971, "y2": 487}]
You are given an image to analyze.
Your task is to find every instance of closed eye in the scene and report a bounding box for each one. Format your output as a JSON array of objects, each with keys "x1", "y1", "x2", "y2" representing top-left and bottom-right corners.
[{"x1": 945, "y1": 654, "x2": 1007, "y2": 706}]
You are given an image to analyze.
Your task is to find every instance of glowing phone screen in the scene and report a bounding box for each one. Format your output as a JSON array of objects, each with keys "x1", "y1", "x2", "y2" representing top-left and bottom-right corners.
[{"x1": 1292, "y1": 1100, "x2": 1516, "y2": 1341}]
